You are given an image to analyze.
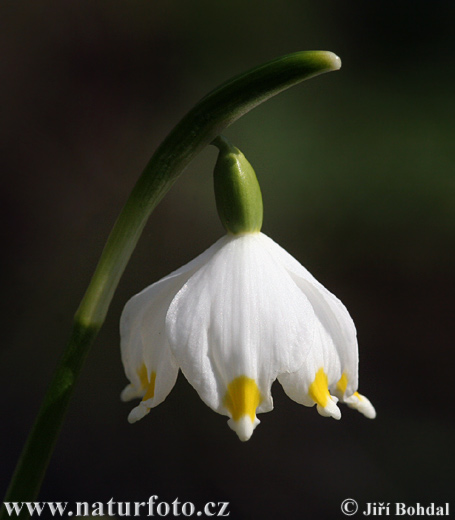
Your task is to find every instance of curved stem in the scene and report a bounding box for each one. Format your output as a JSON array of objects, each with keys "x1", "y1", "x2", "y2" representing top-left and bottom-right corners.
[
  {"x1": 0, "y1": 50, "x2": 340, "y2": 518},
  {"x1": 76, "y1": 50, "x2": 340, "y2": 327}
]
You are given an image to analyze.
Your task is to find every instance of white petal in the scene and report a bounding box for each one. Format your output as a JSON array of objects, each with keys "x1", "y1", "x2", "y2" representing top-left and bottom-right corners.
[
  {"x1": 278, "y1": 325, "x2": 341, "y2": 419},
  {"x1": 344, "y1": 392, "x2": 376, "y2": 419},
  {"x1": 166, "y1": 233, "x2": 316, "y2": 422},
  {"x1": 120, "y1": 384, "x2": 143, "y2": 402},
  {"x1": 120, "y1": 277, "x2": 180, "y2": 410},
  {"x1": 259, "y1": 233, "x2": 359, "y2": 397},
  {"x1": 228, "y1": 415, "x2": 260, "y2": 442},
  {"x1": 120, "y1": 237, "x2": 226, "y2": 414},
  {"x1": 316, "y1": 396, "x2": 341, "y2": 420},
  {"x1": 128, "y1": 403, "x2": 151, "y2": 424}
]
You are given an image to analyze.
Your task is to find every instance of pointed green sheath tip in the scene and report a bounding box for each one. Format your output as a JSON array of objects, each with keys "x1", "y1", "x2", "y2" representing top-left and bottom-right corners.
[
  {"x1": 318, "y1": 51, "x2": 341, "y2": 71},
  {"x1": 213, "y1": 136, "x2": 263, "y2": 235}
]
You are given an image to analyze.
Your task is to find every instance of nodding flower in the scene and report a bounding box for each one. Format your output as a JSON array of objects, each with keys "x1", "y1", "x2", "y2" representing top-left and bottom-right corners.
[{"x1": 120, "y1": 138, "x2": 375, "y2": 441}]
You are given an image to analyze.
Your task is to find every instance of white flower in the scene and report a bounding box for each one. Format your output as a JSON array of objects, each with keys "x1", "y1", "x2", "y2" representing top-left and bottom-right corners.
[{"x1": 120, "y1": 231, "x2": 375, "y2": 441}]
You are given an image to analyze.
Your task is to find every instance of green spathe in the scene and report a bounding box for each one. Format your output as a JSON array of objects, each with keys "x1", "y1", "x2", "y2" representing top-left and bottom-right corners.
[{"x1": 213, "y1": 136, "x2": 263, "y2": 234}]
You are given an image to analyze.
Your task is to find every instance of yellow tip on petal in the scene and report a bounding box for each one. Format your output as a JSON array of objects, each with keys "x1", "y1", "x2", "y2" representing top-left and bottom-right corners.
[
  {"x1": 123, "y1": 366, "x2": 157, "y2": 424},
  {"x1": 137, "y1": 364, "x2": 156, "y2": 402},
  {"x1": 224, "y1": 376, "x2": 261, "y2": 423},
  {"x1": 309, "y1": 368, "x2": 341, "y2": 420},
  {"x1": 143, "y1": 372, "x2": 156, "y2": 401},
  {"x1": 309, "y1": 368, "x2": 330, "y2": 408},
  {"x1": 336, "y1": 372, "x2": 348, "y2": 396},
  {"x1": 138, "y1": 364, "x2": 149, "y2": 389}
]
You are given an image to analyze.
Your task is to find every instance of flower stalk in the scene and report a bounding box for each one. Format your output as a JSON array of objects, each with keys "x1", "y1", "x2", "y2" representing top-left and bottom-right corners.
[{"x1": 1, "y1": 50, "x2": 341, "y2": 518}]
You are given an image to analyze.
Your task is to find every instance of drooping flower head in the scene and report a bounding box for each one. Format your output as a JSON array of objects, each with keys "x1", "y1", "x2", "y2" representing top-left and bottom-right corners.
[{"x1": 120, "y1": 137, "x2": 375, "y2": 441}]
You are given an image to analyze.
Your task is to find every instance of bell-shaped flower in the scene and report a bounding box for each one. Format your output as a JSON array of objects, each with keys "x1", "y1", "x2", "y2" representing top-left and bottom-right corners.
[{"x1": 120, "y1": 138, "x2": 375, "y2": 441}]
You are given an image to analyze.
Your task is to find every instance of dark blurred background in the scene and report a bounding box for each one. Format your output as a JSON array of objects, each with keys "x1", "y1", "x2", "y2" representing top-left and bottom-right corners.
[{"x1": 1, "y1": 1, "x2": 454, "y2": 519}]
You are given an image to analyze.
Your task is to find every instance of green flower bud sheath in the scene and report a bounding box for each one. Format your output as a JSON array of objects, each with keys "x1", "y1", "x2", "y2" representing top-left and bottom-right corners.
[
  {"x1": 213, "y1": 136, "x2": 263, "y2": 234},
  {"x1": 0, "y1": 50, "x2": 340, "y2": 519}
]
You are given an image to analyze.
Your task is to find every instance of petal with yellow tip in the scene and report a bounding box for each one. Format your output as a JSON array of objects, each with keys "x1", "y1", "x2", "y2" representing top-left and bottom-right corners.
[
  {"x1": 166, "y1": 233, "x2": 316, "y2": 435},
  {"x1": 278, "y1": 324, "x2": 341, "y2": 419},
  {"x1": 259, "y1": 233, "x2": 359, "y2": 397},
  {"x1": 344, "y1": 392, "x2": 376, "y2": 419},
  {"x1": 223, "y1": 376, "x2": 262, "y2": 441},
  {"x1": 308, "y1": 368, "x2": 341, "y2": 420},
  {"x1": 120, "y1": 238, "x2": 227, "y2": 421}
]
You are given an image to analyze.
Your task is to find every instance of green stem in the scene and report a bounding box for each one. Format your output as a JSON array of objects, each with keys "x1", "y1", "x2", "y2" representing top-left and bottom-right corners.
[{"x1": 1, "y1": 50, "x2": 340, "y2": 518}]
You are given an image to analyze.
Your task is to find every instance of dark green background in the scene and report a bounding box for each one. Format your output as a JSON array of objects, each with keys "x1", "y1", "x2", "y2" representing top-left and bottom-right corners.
[{"x1": 1, "y1": 2, "x2": 454, "y2": 519}]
